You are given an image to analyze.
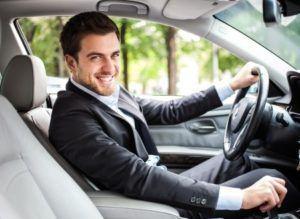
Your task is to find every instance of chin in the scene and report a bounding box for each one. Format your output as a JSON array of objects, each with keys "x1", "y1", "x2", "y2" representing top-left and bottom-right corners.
[{"x1": 97, "y1": 85, "x2": 116, "y2": 96}]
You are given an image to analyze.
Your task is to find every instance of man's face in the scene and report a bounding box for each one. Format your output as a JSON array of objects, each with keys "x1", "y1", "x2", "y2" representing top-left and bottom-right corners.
[{"x1": 66, "y1": 32, "x2": 120, "y2": 96}]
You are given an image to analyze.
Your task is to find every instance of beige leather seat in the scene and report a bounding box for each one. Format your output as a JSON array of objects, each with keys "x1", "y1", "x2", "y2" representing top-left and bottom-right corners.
[
  {"x1": 0, "y1": 55, "x2": 182, "y2": 219},
  {"x1": 0, "y1": 59, "x2": 103, "y2": 218},
  {"x1": 1, "y1": 55, "x2": 94, "y2": 191}
]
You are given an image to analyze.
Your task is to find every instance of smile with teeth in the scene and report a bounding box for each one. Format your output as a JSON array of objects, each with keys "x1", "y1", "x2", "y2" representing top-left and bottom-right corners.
[{"x1": 96, "y1": 75, "x2": 114, "y2": 84}]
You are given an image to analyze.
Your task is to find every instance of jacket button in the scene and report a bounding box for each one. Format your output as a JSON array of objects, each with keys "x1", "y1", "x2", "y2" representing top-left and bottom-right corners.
[
  {"x1": 190, "y1": 196, "x2": 196, "y2": 203},
  {"x1": 201, "y1": 198, "x2": 207, "y2": 205}
]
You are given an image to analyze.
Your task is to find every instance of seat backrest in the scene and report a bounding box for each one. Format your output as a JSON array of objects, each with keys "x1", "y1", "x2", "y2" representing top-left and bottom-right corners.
[
  {"x1": 0, "y1": 95, "x2": 103, "y2": 218},
  {"x1": 0, "y1": 55, "x2": 103, "y2": 218},
  {"x1": 0, "y1": 55, "x2": 94, "y2": 191}
]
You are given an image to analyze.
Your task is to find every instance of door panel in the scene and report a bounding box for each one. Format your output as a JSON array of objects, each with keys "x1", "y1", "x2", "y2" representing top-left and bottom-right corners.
[
  {"x1": 149, "y1": 104, "x2": 232, "y2": 171},
  {"x1": 149, "y1": 105, "x2": 231, "y2": 149}
]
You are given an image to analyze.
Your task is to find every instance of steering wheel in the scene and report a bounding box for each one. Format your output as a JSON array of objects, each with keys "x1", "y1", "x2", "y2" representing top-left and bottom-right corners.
[{"x1": 224, "y1": 67, "x2": 269, "y2": 161}]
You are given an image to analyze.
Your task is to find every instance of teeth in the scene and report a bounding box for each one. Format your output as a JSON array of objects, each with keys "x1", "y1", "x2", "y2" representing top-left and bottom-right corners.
[{"x1": 98, "y1": 75, "x2": 113, "y2": 82}]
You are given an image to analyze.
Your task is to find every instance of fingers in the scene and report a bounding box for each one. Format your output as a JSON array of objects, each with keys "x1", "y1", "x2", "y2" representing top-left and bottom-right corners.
[
  {"x1": 269, "y1": 179, "x2": 287, "y2": 207},
  {"x1": 241, "y1": 175, "x2": 288, "y2": 211},
  {"x1": 272, "y1": 177, "x2": 286, "y2": 186},
  {"x1": 264, "y1": 176, "x2": 287, "y2": 206},
  {"x1": 258, "y1": 176, "x2": 287, "y2": 212},
  {"x1": 246, "y1": 62, "x2": 260, "y2": 79},
  {"x1": 251, "y1": 68, "x2": 259, "y2": 76},
  {"x1": 259, "y1": 182, "x2": 279, "y2": 212},
  {"x1": 248, "y1": 72, "x2": 259, "y2": 83}
]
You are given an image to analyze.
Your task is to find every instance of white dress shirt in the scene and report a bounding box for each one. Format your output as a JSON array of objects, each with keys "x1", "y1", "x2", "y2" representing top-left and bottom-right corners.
[{"x1": 70, "y1": 78, "x2": 243, "y2": 211}]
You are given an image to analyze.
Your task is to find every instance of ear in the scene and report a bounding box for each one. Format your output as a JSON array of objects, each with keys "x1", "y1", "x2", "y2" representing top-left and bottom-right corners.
[{"x1": 65, "y1": 55, "x2": 78, "y2": 76}]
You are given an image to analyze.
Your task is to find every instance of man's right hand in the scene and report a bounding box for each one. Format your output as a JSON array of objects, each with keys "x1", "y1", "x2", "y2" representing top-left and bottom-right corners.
[{"x1": 241, "y1": 176, "x2": 287, "y2": 212}]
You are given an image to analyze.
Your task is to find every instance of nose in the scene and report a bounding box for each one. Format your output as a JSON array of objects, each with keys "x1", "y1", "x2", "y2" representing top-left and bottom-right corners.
[{"x1": 102, "y1": 58, "x2": 115, "y2": 74}]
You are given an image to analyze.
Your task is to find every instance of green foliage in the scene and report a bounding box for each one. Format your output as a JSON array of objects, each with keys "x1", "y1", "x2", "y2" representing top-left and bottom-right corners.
[
  {"x1": 19, "y1": 16, "x2": 244, "y2": 95},
  {"x1": 218, "y1": 48, "x2": 245, "y2": 75},
  {"x1": 19, "y1": 17, "x2": 67, "y2": 77},
  {"x1": 177, "y1": 33, "x2": 244, "y2": 82},
  {"x1": 113, "y1": 18, "x2": 167, "y2": 91}
]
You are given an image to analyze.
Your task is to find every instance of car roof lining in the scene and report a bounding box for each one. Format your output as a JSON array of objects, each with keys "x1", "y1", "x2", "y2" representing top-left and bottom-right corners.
[
  {"x1": 162, "y1": 0, "x2": 237, "y2": 20},
  {"x1": 0, "y1": 0, "x2": 217, "y2": 36}
]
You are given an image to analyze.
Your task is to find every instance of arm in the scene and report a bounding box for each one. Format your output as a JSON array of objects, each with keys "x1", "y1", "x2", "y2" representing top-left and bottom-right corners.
[
  {"x1": 49, "y1": 101, "x2": 220, "y2": 210},
  {"x1": 135, "y1": 61, "x2": 260, "y2": 126},
  {"x1": 135, "y1": 86, "x2": 222, "y2": 125}
]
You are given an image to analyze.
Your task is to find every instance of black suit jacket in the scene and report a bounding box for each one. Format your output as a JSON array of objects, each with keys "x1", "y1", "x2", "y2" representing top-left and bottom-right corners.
[{"x1": 49, "y1": 80, "x2": 223, "y2": 210}]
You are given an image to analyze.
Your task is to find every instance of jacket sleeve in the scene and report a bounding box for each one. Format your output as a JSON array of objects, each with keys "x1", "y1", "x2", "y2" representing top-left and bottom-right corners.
[
  {"x1": 49, "y1": 102, "x2": 220, "y2": 210},
  {"x1": 135, "y1": 86, "x2": 222, "y2": 125}
]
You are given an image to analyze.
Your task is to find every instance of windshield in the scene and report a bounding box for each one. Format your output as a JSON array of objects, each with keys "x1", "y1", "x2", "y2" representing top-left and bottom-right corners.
[{"x1": 215, "y1": 0, "x2": 300, "y2": 70}]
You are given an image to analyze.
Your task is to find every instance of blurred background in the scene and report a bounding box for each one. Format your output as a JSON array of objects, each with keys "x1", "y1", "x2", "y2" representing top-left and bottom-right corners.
[{"x1": 18, "y1": 17, "x2": 245, "y2": 96}]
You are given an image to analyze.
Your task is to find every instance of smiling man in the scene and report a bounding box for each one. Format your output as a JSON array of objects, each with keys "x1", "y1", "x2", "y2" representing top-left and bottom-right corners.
[
  {"x1": 49, "y1": 12, "x2": 299, "y2": 218},
  {"x1": 67, "y1": 32, "x2": 120, "y2": 96}
]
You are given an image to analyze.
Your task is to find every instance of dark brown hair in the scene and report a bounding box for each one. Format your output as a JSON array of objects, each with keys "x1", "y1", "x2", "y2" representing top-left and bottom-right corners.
[{"x1": 60, "y1": 11, "x2": 120, "y2": 60}]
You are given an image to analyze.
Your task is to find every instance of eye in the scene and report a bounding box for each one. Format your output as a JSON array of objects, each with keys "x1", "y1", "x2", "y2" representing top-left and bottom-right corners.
[
  {"x1": 90, "y1": 56, "x2": 101, "y2": 61},
  {"x1": 112, "y1": 53, "x2": 120, "y2": 58}
]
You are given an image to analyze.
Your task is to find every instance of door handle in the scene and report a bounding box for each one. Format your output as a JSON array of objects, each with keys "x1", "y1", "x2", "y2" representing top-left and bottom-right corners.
[{"x1": 188, "y1": 120, "x2": 217, "y2": 134}]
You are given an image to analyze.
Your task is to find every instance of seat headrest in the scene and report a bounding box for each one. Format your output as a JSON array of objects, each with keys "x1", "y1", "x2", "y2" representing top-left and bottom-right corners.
[{"x1": 0, "y1": 55, "x2": 47, "y2": 111}]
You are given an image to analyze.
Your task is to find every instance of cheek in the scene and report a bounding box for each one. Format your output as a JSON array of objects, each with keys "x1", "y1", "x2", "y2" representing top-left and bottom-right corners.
[
  {"x1": 78, "y1": 67, "x2": 94, "y2": 84},
  {"x1": 115, "y1": 66, "x2": 119, "y2": 74},
  {"x1": 115, "y1": 63, "x2": 120, "y2": 74}
]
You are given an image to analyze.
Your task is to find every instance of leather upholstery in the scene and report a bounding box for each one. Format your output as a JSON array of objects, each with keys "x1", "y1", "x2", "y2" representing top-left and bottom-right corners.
[
  {"x1": 0, "y1": 55, "x2": 94, "y2": 191},
  {"x1": 88, "y1": 191, "x2": 181, "y2": 219},
  {"x1": 0, "y1": 55, "x2": 47, "y2": 112},
  {"x1": 0, "y1": 95, "x2": 103, "y2": 218}
]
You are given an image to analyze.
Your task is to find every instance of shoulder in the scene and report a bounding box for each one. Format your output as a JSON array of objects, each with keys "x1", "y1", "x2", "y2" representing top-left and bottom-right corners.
[{"x1": 52, "y1": 90, "x2": 93, "y2": 114}]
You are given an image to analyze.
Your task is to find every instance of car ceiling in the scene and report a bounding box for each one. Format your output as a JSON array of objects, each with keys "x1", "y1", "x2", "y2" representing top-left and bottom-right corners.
[{"x1": 0, "y1": 0, "x2": 237, "y2": 35}]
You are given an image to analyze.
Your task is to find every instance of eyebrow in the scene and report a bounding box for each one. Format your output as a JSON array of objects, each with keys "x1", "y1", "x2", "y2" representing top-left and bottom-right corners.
[{"x1": 86, "y1": 50, "x2": 120, "y2": 57}]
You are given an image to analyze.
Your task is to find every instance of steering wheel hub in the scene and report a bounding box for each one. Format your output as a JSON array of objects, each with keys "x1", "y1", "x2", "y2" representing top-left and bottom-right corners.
[{"x1": 231, "y1": 98, "x2": 254, "y2": 133}]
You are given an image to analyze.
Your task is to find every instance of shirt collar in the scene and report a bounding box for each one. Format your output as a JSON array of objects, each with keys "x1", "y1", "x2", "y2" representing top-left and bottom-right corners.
[{"x1": 70, "y1": 77, "x2": 120, "y2": 108}]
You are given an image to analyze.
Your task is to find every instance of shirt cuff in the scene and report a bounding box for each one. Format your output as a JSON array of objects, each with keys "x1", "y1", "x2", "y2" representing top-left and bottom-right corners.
[
  {"x1": 215, "y1": 82, "x2": 234, "y2": 103},
  {"x1": 216, "y1": 186, "x2": 243, "y2": 210}
]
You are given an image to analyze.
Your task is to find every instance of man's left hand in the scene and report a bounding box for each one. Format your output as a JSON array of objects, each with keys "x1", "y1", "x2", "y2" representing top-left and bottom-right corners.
[{"x1": 230, "y1": 61, "x2": 261, "y2": 91}]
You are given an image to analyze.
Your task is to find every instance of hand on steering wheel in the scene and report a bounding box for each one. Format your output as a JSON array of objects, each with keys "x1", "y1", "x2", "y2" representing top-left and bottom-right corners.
[{"x1": 224, "y1": 65, "x2": 269, "y2": 160}]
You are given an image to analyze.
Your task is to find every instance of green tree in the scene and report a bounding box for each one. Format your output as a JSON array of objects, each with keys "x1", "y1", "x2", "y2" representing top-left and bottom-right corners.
[
  {"x1": 19, "y1": 17, "x2": 68, "y2": 77},
  {"x1": 114, "y1": 19, "x2": 167, "y2": 94},
  {"x1": 178, "y1": 34, "x2": 244, "y2": 82},
  {"x1": 165, "y1": 27, "x2": 178, "y2": 95}
]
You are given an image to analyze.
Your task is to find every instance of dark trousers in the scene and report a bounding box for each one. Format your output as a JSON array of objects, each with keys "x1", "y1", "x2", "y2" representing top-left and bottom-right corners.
[{"x1": 177, "y1": 153, "x2": 300, "y2": 219}]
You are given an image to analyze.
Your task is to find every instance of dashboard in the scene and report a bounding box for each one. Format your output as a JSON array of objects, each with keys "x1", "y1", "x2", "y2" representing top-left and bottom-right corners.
[{"x1": 287, "y1": 71, "x2": 300, "y2": 122}]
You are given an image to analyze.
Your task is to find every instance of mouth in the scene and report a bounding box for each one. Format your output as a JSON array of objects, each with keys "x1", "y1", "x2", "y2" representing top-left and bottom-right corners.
[{"x1": 96, "y1": 75, "x2": 114, "y2": 85}]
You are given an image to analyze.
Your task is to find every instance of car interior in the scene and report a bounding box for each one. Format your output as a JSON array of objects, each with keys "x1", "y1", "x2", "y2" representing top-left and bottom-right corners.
[{"x1": 0, "y1": 0, "x2": 300, "y2": 218}]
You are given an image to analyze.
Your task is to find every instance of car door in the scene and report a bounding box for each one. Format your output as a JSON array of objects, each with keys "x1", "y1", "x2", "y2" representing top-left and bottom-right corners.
[{"x1": 149, "y1": 102, "x2": 232, "y2": 171}]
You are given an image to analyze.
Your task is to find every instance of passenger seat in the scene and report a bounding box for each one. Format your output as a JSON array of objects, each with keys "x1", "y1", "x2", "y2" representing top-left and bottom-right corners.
[
  {"x1": 0, "y1": 55, "x2": 94, "y2": 191},
  {"x1": 0, "y1": 58, "x2": 103, "y2": 218}
]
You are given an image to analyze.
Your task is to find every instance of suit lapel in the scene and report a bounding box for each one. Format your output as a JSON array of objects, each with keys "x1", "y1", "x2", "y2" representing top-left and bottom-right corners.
[
  {"x1": 67, "y1": 80, "x2": 126, "y2": 121},
  {"x1": 118, "y1": 88, "x2": 147, "y2": 124},
  {"x1": 66, "y1": 80, "x2": 149, "y2": 159},
  {"x1": 118, "y1": 88, "x2": 159, "y2": 156}
]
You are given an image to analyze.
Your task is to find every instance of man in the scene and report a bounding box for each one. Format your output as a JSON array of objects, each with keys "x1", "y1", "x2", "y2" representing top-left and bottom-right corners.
[{"x1": 49, "y1": 12, "x2": 299, "y2": 218}]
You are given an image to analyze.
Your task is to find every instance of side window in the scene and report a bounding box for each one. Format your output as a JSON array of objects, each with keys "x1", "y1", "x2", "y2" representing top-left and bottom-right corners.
[
  {"x1": 18, "y1": 17, "x2": 244, "y2": 97},
  {"x1": 18, "y1": 17, "x2": 69, "y2": 94}
]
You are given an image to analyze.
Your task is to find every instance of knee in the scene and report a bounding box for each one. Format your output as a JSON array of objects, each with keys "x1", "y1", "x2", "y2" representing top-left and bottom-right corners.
[{"x1": 258, "y1": 168, "x2": 285, "y2": 179}]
